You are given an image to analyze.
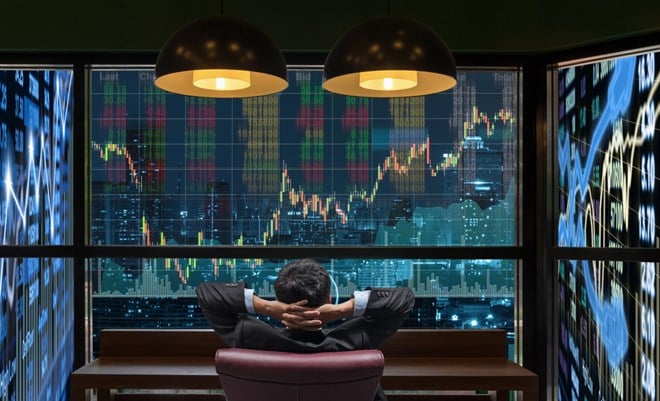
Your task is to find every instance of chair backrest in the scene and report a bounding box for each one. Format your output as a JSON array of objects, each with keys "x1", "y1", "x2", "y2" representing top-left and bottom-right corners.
[{"x1": 215, "y1": 348, "x2": 385, "y2": 401}]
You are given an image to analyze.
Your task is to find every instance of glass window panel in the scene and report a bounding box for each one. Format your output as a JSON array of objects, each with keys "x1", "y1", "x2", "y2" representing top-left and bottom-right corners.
[
  {"x1": 0, "y1": 258, "x2": 74, "y2": 401},
  {"x1": 89, "y1": 68, "x2": 520, "y2": 247},
  {"x1": 89, "y1": 257, "x2": 516, "y2": 357},
  {"x1": 557, "y1": 259, "x2": 659, "y2": 400},
  {"x1": 0, "y1": 69, "x2": 73, "y2": 245},
  {"x1": 556, "y1": 51, "x2": 660, "y2": 248}
]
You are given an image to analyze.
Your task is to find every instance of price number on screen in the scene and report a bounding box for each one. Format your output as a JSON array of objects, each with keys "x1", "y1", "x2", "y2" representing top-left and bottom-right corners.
[
  {"x1": 14, "y1": 70, "x2": 24, "y2": 86},
  {"x1": 639, "y1": 205, "x2": 655, "y2": 244},
  {"x1": 640, "y1": 260, "x2": 657, "y2": 401},
  {"x1": 642, "y1": 100, "x2": 656, "y2": 141},
  {"x1": 0, "y1": 83, "x2": 7, "y2": 111},
  {"x1": 0, "y1": 123, "x2": 6, "y2": 150},
  {"x1": 638, "y1": 53, "x2": 655, "y2": 93},
  {"x1": 642, "y1": 262, "x2": 656, "y2": 297},
  {"x1": 641, "y1": 305, "x2": 656, "y2": 348},
  {"x1": 642, "y1": 353, "x2": 656, "y2": 400},
  {"x1": 14, "y1": 128, "x2": 24, "y2": 153},
  {"x1": 14, "y1": 94, "x2": 23, "y2": 118},
  {"x1": 639, "y1": 55, "x2": 656, "y2": 246},
  {"x1": 641, "y1": 154, "x2": 655, "y2": 192}
]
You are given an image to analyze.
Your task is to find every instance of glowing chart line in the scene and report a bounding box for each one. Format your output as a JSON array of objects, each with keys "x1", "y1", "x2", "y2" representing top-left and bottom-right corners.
[
  {"x1": 1, "y1": 71, "x2": 73, "y2": 304},
  {"x1": 557, "y1": 58, "x2": 637, "y2": 368},
  {"x1": 93, "y1": 105, "x2": 515, "y2": 247},
  {"x1": 91, "y1": 100, "x2": 514, "y2": 283}
]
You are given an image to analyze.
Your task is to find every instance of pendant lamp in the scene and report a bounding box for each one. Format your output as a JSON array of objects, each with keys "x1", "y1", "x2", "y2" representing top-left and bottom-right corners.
[
  {"x1": 155, "y1": 15, "x2": 288, "y2": 98},
  {"x1": 323, "y1": 16, "x2": 456, "y2": 97}
]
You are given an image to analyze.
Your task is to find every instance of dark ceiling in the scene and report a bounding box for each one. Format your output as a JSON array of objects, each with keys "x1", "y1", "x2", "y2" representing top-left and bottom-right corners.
[{"x1": 1, "y1": 0, "x2": 659, "y2": 54}]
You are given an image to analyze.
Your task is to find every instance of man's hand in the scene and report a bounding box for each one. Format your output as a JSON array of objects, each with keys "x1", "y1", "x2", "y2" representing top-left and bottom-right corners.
[
  {"x1": 279, "y1": 301, "x2": 323, "y2": 331},
  {"x1": 281, "y1": 299, "x2": 355, "y2": 331},
  {"x1": 254, "y1": 297, "x2": 314, "y2": 321},
  {"x1": 281, "y1": 310, "x2": 323, "y2": 331}
]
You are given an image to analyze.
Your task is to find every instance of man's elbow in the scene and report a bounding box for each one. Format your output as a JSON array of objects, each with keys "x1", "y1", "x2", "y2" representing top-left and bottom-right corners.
[{"x1": 402, "y1": 287, "x2": 415, "y2": 312}]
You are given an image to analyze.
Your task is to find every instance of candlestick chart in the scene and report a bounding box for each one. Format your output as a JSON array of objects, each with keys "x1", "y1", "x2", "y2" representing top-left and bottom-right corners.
[{"x1": 89, "y1": 68, "x2": 519, "y2": 295}]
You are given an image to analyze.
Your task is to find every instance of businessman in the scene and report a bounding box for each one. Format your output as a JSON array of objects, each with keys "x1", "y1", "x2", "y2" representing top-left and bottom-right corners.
[{"x1": 196, "y1": 258, "x2": 415, "y2": 401}]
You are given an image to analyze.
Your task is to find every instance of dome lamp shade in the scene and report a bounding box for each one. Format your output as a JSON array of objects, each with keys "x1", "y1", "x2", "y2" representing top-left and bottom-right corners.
[
  {"x1": 155, "y1": 15, "x2": 288, "y2": 98},
  {"x1": 323, "y1": 16, "x2": 456, "y2": 98}
]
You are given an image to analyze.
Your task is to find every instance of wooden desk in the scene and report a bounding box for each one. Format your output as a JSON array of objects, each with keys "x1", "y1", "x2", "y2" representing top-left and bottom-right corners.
[
  {"x1": 383, "y1": 357, "x2": 538, "y2": 401},
  {"x1": 70, "y1": 357, "x2": 218, "y2": 401},
  {"x1": 70, "y1": 329, "x2": 539, "y2": 401}
]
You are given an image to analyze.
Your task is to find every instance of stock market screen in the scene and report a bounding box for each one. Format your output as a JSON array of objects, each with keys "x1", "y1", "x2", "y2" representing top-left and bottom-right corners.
[
  {"x1": 0, "y1": 70, "x2": 74, "y2": 401},
  {"x1": 89, "y1": 67, "x2": 520, "y2": 353},
  {"x1": 557, "y1": 51, "x2": 659, "y2": 400}
]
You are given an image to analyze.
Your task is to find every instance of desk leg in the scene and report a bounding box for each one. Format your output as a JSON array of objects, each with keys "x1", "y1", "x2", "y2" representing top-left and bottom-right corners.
[
  {"x1": 97, "y1": 389, "x2": 112, "y2": 401},
  {"x1": 69, "y1": 389, "x2": 85, "y2": 401},
  {"x1": 495, "y1": 390, "x2": 508, "y2": 401},
  {"x1": 69, "y1": 378, "x2": 86, "y2": 401}
]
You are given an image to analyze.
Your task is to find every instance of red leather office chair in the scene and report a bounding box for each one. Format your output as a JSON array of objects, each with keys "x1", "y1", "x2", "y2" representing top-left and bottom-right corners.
[{"x1": 215, "y1": 348, "x2": 385, "y2": 401}]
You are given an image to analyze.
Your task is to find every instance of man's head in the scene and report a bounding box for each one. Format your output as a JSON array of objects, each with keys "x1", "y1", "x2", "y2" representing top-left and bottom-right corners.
[{"x1": 274, "y1": 259, "x2": 331, "y2": 307}]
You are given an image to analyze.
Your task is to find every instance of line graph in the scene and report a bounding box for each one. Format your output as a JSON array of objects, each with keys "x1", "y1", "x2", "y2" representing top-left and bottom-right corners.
[
  {"x1": 556, "y1": 51, "x2": 660, "y2": 401},
  {"x1": 2, "y1": 70, "x2": 73, "y2": 292},
  {"x1": 0, "y1": 69, "x2": 74, "y2": 401},
  {"x1": 91, "y1": 105, "x2": 516, "y2": 247},
  {"x1": 558, "y1": 57, "x2": 636, "y2": 369},
  {"x1": 89, "y1": 68, "x2": 519, "y2": 293}
]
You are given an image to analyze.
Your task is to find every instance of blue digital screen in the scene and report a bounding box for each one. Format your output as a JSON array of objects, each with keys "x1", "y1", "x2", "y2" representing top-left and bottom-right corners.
[
  {"x1": 556, "y1": 51, "x2": 659, "y2": 401},
  {"x1": 90, "y1": 68, "x2": 520, "y2": 249},
  {"x1": 1, "y1": 70, "x2": 72, "y2": 246},
  {"x1": 87, "y1": 67, "x2": 521, "y2": 357},
  {"x1": 0, "y1": 69, "x2": 74, "y2": 401}
]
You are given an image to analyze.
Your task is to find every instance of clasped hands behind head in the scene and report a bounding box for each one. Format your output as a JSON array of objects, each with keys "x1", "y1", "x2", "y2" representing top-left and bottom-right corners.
[
  {"x1": 269, "y1": 299, "x2": 354, "y2": 331},
  {"x1": 277, "y1": 299, "x2": 348, "y2": 331}
]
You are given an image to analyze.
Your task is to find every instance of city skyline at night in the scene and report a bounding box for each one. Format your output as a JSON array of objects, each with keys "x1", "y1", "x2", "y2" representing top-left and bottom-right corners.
[{"x1": 88, "y1": 67, "x2": 520, "y2": 350}]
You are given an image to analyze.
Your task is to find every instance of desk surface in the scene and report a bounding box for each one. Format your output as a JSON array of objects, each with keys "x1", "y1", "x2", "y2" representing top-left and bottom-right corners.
[
  {"x1": 71, "y1": 356, "x2": 538, "y2": 401},
  {"x1": 383, "y1": 357, "x2": 538, "y2": 394}
]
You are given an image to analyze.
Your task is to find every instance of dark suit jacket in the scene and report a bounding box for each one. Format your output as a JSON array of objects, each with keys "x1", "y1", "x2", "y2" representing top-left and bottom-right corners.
[{"x1": 196, "y1": 282, "x2": 415, "y2": 401}]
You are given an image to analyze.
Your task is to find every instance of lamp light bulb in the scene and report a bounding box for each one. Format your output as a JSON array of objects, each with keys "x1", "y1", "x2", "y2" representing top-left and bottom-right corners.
[
  {"x1": 193, "y1": 69, "x2": 251, "y2": 91},
  {"x1": 359, "y1": 70, "x2": 418, "y2": 91}
]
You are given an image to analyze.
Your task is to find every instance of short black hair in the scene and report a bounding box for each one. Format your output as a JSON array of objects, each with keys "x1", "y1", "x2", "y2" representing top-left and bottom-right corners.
[{"x1": 274, "y1": 259, "x2": 330, "y2": 307}]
